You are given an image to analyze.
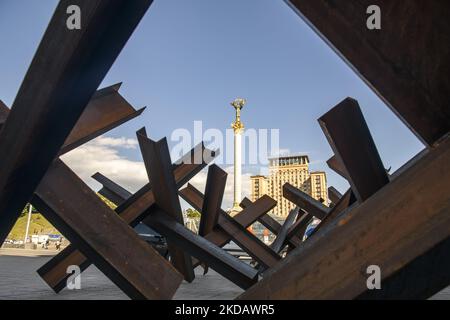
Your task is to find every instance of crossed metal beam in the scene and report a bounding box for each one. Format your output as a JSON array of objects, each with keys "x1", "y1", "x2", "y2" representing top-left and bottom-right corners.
[
  {"x1": 137, "y1": 131, "x2": 261, "y2": 289},
  {"x1": 240, "y1": 97, "x2": 401, "y2": 299},
  {"x1": 87, "y1": 134, "x2": 261, "y2": 289},
  {"x1": 37, "y1": 140, "x2": 215, "y2": 292},
  {"x1": 0, "y1": 0, "x2": 153, "y2": 245},
  {"x1": 1, "y1": 84, "x2": 190, "y2": 299},
  {"x1": 179, "y1": 183, "x2": 281, "y2": 270},
  {"x1": 91, "y1": 155, "x2": 283, "y2": 286}
]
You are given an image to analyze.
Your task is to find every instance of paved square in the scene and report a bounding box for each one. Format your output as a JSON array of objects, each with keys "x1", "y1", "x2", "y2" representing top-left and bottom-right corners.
[
  {"x1": 0, "y1": 249, "x2": 243, "y2": 300},
  {"x1": 0, "y1": 249, "x2": 448, "y2": 300}
]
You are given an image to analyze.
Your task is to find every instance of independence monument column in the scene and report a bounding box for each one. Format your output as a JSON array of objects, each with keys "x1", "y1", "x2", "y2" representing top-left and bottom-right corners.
[{"x1": 230, "y1": 98, "x2": 246, "y2": 213}]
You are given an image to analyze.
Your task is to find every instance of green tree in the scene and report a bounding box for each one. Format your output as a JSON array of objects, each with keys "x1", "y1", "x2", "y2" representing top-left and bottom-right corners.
[
  {"x1": 185, "y1": 208, "x2": 201, "y2": 219},
  {"x1": 20, "y1": 203, "x2": 37, "y2": 217}
]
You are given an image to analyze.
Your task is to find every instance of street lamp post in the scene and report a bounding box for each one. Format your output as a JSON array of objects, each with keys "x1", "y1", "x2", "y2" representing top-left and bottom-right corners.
[{"x1": 23, "y1": 204, "x2": 32, "y2": 247}]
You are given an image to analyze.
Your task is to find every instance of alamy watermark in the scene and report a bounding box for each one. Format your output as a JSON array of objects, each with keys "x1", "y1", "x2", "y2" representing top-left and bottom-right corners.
[
  {"x1": 367, "y1": 5, "x2": 381, "y2": 30},
  {"x1": 366, "y1": 265, "x2": 381, "y2": 290},
  {"x1": 170, "y1": 121, "x2": 281, "y2": 166},
  {"x1": 66, "y1": 265, "x2": 81, "y2": 290},
  {"x1": 66, "y1": 5, "x2": 81, "y2": 30},
  {"x1": 65, "y1": 4, "x2": 382, "y2": 31}
]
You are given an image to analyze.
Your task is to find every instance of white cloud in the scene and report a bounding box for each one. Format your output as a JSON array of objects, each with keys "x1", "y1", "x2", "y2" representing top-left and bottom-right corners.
[
  {"x1": 94, "y1": 136, "x2": 138, "y2": 149},
  {"x1": 61, "y1": 136, "x2": 147, "y2": 193},
  {"x1": 62, "y1": 135, "x2": 253, "y2": 211},
  {"x1": 186, "y1": 165, "x2": 252, "y2": 211}
]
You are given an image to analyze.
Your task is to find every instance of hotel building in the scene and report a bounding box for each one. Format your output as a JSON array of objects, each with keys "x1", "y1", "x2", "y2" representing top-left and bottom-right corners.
[{"x1": 251, "y1": 155, "x2": 328, "y2": 219}]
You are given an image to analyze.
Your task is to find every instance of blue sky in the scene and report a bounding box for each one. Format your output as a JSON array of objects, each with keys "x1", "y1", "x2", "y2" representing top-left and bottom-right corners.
[{"x1": 0, "y1": 0, "x2": 424, "y2": 197}]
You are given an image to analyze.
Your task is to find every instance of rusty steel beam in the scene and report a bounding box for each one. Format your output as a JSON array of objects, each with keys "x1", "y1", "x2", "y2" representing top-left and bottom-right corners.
[
  {"x1": 240, "y1": 197, "x2": 282, "y2": 235},
  {"x1": 2, "y1": 84, "x2": 143, "y2": 159},
  {"x1": 182, "y1": 186, "x2": 277, "y2": 236},
  {"x1": 199, "y1": 165, "x2": 227, "y2": 236},
  {"x1": 309, "y1": 189, "x2": 356, "y2": 239},
  {"x1": 285, "y1": 212, "x2": 311, "y2": 244},
  {"x1": 0, "y1": 100, "x2": 8, "y2": 131},
  {"x1": 232, "y1": 196, "x2": 277, "y2": 229},
  {"x1": 285, "y1": 0, "x2": 450, "y2": 146},
  {"x1": 38, "y1": 144, "x2": 214, "y2": 293},
  {"x1": 304, "y1": 98, "x2": 389, "y2": 240},
  {"x1": 218, "y1": 213, "x2": 281, "y2": 269},
  {"x1": 240, "y1": 197, "x2": 302, "y2": 247},
  {"x1": 258, "y1": 215, "x2": 281, "y2": 235},
  {"x1": 326, "y1": 155, "x2": 348, "y2": 180},
  {"x1": 1, "y1": 91, "x2": 178, "y2": 296},
  {"x1": 197, "y1": 164, "x2": 226, "y2": 274},
  {"x1": 89, "y1": 172, "x2": 257, "y2": 289},
  {"x1": 240, "y1": 136, "x2": 450, "y2": 299},
  {"x1": 92, "y1": 172, "x2": 132, "y2": 206},
  {"x1": 357, "y1": 236, "x2": 450, "y2": 300},
  {"x1": 270, "y1": 207, "x2": 298, "y2": 254},
  {"x1": 239, "y1": 197, "x2": 255, "y2": 210},
  {"x1": 59, "y1": 83, "x2": 145, "y2": 155},
  {"x1": 0, "y1": 0, "x2": 152, "y2": 244},
  {"x1": 116, "y1": 142, "x2": 216, "y2": 227},
  {"x1": 328, "y1": 186, "x2": 342, "y2": 205},
  {"x1": 319, "y1": 98, "x2": 390, "y2": 202},
  {"x1": 283, "y1": 183, "x2": 330, "y2": 219},
  {"x1": 179, "y1": 185, "x2": 280, "y2": 269},
  {"x1": 143, "y1": 209, "x2": 258, "y2": 290},
  {"x1": 32, "y1": 160, "x2": 182, "y2": 300},
  {"x1": 137, "y1": 128, "x2": 195, "y2": 282}
]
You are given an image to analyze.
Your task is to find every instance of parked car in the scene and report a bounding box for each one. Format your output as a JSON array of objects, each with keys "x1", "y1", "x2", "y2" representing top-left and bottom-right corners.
[{"x1": 134, "y1": 223, "x2": 168, "y2": 258}]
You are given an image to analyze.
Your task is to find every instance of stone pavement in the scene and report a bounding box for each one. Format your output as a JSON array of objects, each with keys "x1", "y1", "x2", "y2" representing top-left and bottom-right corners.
[
  {"x1": 0, "y1": 249, "x2": 242, "y2": 300},
  {"x1": 0, "y1": 249, "x2": 448, "y2": 300}
]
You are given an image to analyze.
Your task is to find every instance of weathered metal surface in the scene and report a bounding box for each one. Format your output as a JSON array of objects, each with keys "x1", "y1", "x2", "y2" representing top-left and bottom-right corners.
[
  {"x1": 32, "y1": 160, "x2": 182, "y2": 300},
  {"x1": 78, "y1": 169, "x2": 257, "y2": 289},
  {"x1": 285, "y1": 0, "x2": 450, "y2": 146},
  {"x1": 318, "y1": 98, "x2": 390, "y2": 202},
  {"x1": 285, "y1": 212, "x2": 311, "y2": 244},
  {"x1": 357, "y1": 236, "x2": 450, "y2": 300},
  {"x1": 0, "y1": 100, "x2": 8, "y2": 132},
  {"x1": 0, "y1": 0, "x2": 152, "y2": 244},
  {"x1": 59, "y1": 84, "x2": 145, "y2": 155},
  {"x1": 218, "y1": 213, "x2": 281, "y2": 269},
  {"x1": 38, "y1": 144, "x2": 213, "y2": 292},
  {"x1": 258, "y1": 215, "x2": 281, "y2": 235},
  {"x1": 137, "y1": 128, "x2": 195, "y2": 282},
  {"x1": 199, "y1": 165, "x2": 227, "y2": 236},
  {"x1": 2, "y1": 84, "x2": 143, "y2": 159},
  {"x1": 116, "y1": 142, "x2": 215, "y2": 226},
  {"x1": 311, "y1": 189, "x2": 355, "y2": 237},
  {"x1": 181, "y1": 185, "x2": 277, "y2": 236},
  {"x1": 326, "y1": 155, "x2": 348, "y2": 180},
  {"x1": 232, "y1": 196, "x2": 277, "y2": 229},
  {"x1": 240, "y1": 198, "x2": 281, "y2": 236},
  {"x1": 283, "y1": 183, "x2": 330, "y2": 219},
  {"x1": 328, "y1": 186, "x2": 342, "y2": 205},
  {"x1": 179, "y1": 185, "x2": 280, "y2": 269},
  {"x1": 240, "y1": 197, "x2": 302, "y2": 247},
  {"x1": 304, "y1": 98, "x2": 390, "y2": 240},
  {"x1": 92, "y1": 172, "x2": 132, "y2": 206},
  {"x1": 143, "y1": 209, "x2": 258, "y2": 290},
  {"x1": 239, "y1": 136, "x2": 450, "y2": 299},
  {"x1": 1, "y1": 93, "x2": 163, "y2": 296},
  {"x1": 270, "y1": 207, "x2": 298, "y2": 254},
  {"x1": 0, "y1": 94, "x2": 176, "y2": 297}
]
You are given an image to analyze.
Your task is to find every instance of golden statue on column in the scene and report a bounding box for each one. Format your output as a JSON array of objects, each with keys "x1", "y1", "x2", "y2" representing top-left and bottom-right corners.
[{"x1": 230, "y1": 98, "x2": 246, "y2": 215}]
